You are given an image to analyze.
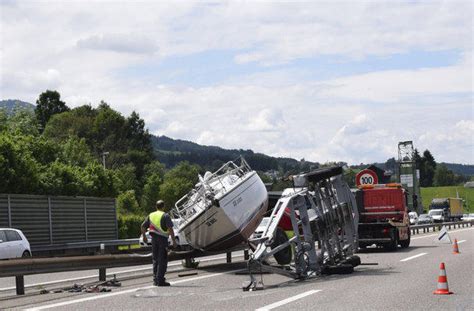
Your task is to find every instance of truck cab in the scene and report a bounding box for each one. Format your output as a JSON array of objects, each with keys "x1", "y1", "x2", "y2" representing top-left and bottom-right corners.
[{"x1": 356, "y1": 184, "x2": 410, "y2": 251}]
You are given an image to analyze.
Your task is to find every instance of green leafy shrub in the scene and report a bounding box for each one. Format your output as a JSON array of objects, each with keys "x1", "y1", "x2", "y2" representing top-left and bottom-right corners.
[{"x1": 117, "y1": 214, "x2": 145, "y2": 239}]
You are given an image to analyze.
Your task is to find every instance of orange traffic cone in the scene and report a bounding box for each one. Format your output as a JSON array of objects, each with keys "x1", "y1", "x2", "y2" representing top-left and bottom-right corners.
[
  {"x1": 433, "y1": 262, "x2": 453, "y2": 295},
  {"x1": 452, "y1": 239, "x2": 460, "y2": 254}
]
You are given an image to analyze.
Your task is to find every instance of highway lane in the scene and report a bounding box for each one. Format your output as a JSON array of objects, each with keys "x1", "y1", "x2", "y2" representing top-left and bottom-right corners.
[{"x1": 2, "y1": 227, "x2": 472, "y2": 310}]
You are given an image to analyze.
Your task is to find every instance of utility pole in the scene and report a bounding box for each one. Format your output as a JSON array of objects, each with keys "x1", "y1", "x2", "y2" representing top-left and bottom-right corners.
[{"x1": 101, "y1": 152, "x2": 109, "y2": 169}]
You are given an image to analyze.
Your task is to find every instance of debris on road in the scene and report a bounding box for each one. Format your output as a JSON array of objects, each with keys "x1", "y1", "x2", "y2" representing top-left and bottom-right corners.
[{"x1": 178, "y1": 272, "x2": 198, "y2": 277}]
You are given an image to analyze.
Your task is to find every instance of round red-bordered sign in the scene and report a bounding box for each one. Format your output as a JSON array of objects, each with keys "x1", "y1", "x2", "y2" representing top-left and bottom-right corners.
[{"x1": 356, "y1": 169, "x2": 378, "y2": 187}]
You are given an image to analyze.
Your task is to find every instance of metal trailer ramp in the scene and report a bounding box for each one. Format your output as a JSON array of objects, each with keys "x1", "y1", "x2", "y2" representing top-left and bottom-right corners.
[{"x1": 243, "y1": 166, "x2": 360, "y2": 291}]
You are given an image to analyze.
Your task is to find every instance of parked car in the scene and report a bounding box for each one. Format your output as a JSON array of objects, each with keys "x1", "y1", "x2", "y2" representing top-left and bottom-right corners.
[
  {"x1": 417, "y1": 214, "x2": 433, "y2": 225},
  {"x1": 461, "y1": 213, "x2": 474, "y2": 221},
  {"x1": 0, "y1": 228, "x2": 31, "y2": 259},
  {"x1": 409, "y1": 212, "x2": 418, "y2": 225}
]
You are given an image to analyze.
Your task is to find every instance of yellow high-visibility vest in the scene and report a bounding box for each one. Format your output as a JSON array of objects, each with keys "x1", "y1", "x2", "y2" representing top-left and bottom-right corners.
[{"x1": 149, "y1": 211, "x2": 168, "y2": 237}]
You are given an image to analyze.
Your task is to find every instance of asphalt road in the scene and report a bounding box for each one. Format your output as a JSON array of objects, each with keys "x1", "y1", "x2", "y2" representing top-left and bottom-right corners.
[{"x1": 1, "y1": 227, "x2": 472, "y2": 311}]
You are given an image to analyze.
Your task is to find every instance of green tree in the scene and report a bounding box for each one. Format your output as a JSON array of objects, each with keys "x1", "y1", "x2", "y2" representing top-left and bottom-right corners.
[
  {"x1": 43, "y1": 107, "x2": 96, "y2": 143},
  {"x1": 60, "y1": 136, "x2": 95, "y2": 167},
  {"x1": 6, "y1": 109, "x2": 39, "y2": 136},
  {"x1": 126, "y1": 111, "x2": 152, "y2": 152},
  {"x1": 39, "y1": 160, "x2": 83, "y2": 195},
  {"x1": 141, "y1": 161, "x2": 166, "y2": 213},
  {"x1": 385, "y1": 157, "x2": 398, "y2": 173},
  {"x1": 117, "y1": 190, "x2": 141, "y2": 214},
  {"x1": 421, "y1": 150, "x2": 436, "y2": 187},
  {"x1": 35, "y1": 90, "x2": 70, "y2": 131},
  {"x1": 0, "y1": 132, "x2": 41, "y2": 193},
  {"x1": 92, "y1": 102, "x2": 128, "y2": 155},
  {"x1": 159, "y1": 162, "x2": 200, "y2": 211},
  {"x1": 79, "y1": 162, "x2": 117, "y2": 197},
  {"x1": 113, "y1": 164, "x2": 139, "y2": 193},
  {"x1": 141, "y1": 173, "x2": 164, "y2": 214},
  {"x1": 434, "y1": 164, "x2": 455, "y2": 186},
  {"x1": 0, "y1": 109, "x2": 7, "y2": 132}
]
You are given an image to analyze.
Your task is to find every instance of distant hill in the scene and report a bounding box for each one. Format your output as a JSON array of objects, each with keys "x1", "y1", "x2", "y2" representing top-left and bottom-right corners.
[
  {"x1": 0, "y1": 99, "x2": 35, "y2": 115},
  {"x1": 441, "y1": 163, "x2": 474, "y2": 176},
  {"x1": 152, "y1": 135, "x2": 319, "y2": 173}
]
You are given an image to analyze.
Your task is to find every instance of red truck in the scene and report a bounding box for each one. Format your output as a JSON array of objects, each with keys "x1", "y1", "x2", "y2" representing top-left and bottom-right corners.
[{"x1": 355, "y1": 184, "x2": 410, "y2": 250}]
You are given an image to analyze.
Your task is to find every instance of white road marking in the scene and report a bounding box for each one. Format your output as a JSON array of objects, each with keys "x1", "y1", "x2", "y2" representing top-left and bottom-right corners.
[
  {"x1": 457, "y1": 240, "x2": 466, "y2": 244},
  {"x1": 0, "y1": 252, "x2": 244, "y2": 292},
  {"x1": 255, "y1": 290, "x2": 322, "y2": 311},
  {"x1": 411, "y1": 227, "x2": 473, "y2": 240},
  {"x1": 24, "y1": 268, "x2": 244, "y2": 311},
  {"x1": 400, "y1": 253, "x2": 427, "y2": 262}
]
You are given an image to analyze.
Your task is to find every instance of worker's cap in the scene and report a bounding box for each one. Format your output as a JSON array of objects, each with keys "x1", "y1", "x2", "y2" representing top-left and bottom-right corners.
[{"x1": 156, "y1": 200, "x2": 165, "y2": 209}]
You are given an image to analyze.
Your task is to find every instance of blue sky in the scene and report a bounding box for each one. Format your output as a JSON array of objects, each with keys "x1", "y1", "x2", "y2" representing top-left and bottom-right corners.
[
  {"x1": 1, "y1": 1, "x2": 472, "y2": 164},
  {"x1": 115, "y1": 49, "x2": 462, "y2": 87}
]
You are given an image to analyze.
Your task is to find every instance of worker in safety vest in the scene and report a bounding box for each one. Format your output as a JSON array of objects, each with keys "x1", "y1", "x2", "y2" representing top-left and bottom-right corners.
[{"x1": 141, "y1": 200, "x2": 177, "y2": 286}]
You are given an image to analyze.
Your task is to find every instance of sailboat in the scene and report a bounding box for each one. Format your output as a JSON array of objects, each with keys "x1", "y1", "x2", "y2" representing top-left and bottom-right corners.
[{"x1": 173, "y1": 158, "x2": 268, "y2": 251}]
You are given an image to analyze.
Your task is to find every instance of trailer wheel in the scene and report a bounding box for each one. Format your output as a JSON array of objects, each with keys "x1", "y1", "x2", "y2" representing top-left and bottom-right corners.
[
  {"x1": 272, "y1": 227, "x2": 292, "y2": 265},
  {"x1": 400, "y1": 231, "x2": 411, "y2": 248}
]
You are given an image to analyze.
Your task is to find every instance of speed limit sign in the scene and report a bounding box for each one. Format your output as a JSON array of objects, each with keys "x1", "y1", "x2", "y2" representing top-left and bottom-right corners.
[{"x1": 356, "y1": 169, "x2": 378, "y2": 187}]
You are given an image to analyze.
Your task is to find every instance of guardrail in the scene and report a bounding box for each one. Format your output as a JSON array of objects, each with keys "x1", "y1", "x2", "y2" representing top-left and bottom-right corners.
[
  {"x1": 410, "y1": 220, "x2": 473, "y2": 235},
  {"x1": 0, "y1": 246, "x2": 249, "y2": 296},
  {"x1": 31, "y1": 238, "x2": 140, "y2": 254},
  {"x1": 0, "y1": 254, "x2": 150, "y2": 295}
]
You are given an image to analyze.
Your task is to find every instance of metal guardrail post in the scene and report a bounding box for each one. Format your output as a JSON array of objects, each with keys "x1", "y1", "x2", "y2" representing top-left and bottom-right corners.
[
  {"x1": 244, "y1": 250, "x2": 249, "y2": 260},
  {"x1": 99, "y1": 268, "x2": 107, "y2": 282},
  {"x1": 226, "y1": 252, "x2": 232, "y2": 263},
  {"x1": 15, "y1": 276, "x2": 24, "y2": 295},
  {"x1": 99, "y1": 243, "x2": 106, "y2": 281}
]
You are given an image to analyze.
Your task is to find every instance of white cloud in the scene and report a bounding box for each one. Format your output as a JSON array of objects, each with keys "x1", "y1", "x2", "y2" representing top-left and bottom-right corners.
[
  {"x1": 0, "y1": 1, "x2": 472, "y2": 164},
  {"x1": 246, "y1": 108, "x2": 285, "y2": 132},
  {"x1": 322, "y1": 114, "x2": 396, "y2": 164},
  {"x1": 418, "y1": 120, "x2": 474, "y2": 164},
  {"x1": 317, "y1": 53, "x2": 472, "y2": 102},
  {"x1": 77, "y1": 33, "x2": 159, "y2": 54}
]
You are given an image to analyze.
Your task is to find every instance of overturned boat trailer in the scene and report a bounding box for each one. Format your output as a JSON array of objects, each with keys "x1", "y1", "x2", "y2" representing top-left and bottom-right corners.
[{"x1": 244, "y1": 166, "x2": 360, "y2": 291}]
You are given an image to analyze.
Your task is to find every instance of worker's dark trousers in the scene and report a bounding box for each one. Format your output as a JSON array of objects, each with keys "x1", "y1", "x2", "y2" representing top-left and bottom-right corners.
[{"x1": 151, "y1": 235, "x2": 168, "y2": 284}]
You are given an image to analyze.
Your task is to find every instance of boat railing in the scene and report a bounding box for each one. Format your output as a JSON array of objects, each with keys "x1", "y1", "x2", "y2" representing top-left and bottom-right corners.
[{"x1": 173, "y1": 158, "x2": 253, "y2": 222}]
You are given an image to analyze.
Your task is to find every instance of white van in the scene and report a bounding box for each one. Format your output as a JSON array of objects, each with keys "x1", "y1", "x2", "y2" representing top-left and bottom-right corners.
[{"x1": 428, "y1": 209, "x2": 445, "y2": 223}]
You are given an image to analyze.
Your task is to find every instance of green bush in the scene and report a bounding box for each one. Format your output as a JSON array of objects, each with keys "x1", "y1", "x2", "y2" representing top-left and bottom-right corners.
[
  {"x1": 117, "y1": 190, "x2": 141, "y2": 214},
  {"x1": 117, "y1": 214, "x2": 145, "y2": 239}
]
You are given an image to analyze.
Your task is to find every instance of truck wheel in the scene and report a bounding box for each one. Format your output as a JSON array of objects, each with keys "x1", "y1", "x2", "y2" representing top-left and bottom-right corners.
[
  {"x1": 384, "y1": 234, "x2": 398, "y2": 251},
  {"x1": 400, "y1": 232, "x2": 411, "y2": 248}
]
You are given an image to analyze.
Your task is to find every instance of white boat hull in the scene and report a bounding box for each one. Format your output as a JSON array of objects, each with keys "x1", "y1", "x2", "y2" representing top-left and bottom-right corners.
[{"x1": 178, "y1": 171, "x2": 268, "y2": 251}]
